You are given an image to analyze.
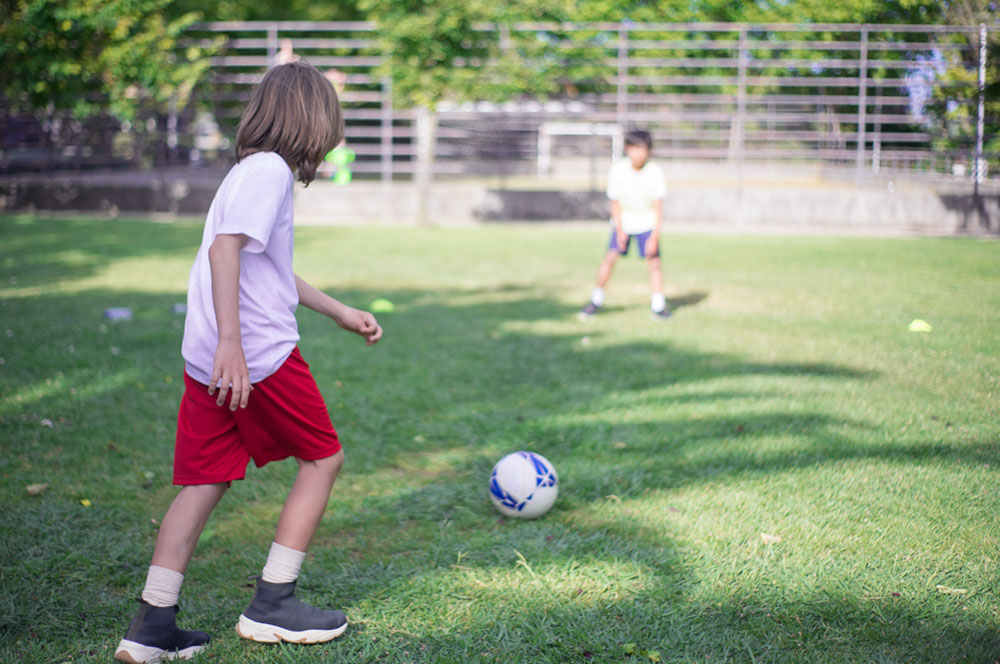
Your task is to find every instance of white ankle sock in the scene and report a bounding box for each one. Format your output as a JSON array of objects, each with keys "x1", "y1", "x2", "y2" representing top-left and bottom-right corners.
[
  {"x1": 651, "y1": 293, "x2": 666, "y2": 313},
  {"x1": 142, "y1": 565, "x2": 184, "y2": 608},
  {"x1": 591, "y1": 287, "x2": 605, "y2": 307},
  {"x1": 261, "y1": 541, "x2": 306, "y2": 584}
]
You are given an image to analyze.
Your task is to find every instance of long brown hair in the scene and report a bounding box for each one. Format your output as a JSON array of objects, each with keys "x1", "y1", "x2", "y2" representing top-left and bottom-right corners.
[{"x1": 235, "y1": 61, "x2": 344, "y2": 186}]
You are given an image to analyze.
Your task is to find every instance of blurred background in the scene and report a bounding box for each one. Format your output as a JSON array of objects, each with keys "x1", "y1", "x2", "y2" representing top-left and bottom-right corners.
[{"x1": 1, "y1": 0, "x2": 997, "y2": 232}]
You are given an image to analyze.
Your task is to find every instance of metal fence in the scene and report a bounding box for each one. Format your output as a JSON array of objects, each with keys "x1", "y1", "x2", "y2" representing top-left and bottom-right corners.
[{"x1": 1, "y1": 21, "x2": 995, "y2": 186}]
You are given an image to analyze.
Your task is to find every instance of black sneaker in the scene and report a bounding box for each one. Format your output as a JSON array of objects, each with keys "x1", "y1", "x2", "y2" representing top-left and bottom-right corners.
[
  {"x1": 114, "y1": 600, "x2": 210, "y2": 663},
  {"x1": 651, "y1": 307, "x2": 673, "y2": 321},
  {"x1": 236, "y1": 578, "x2": 348, "y2": 644},
  {"x1": 578, "y1": 301, "x2": 600, "y2": 319}
]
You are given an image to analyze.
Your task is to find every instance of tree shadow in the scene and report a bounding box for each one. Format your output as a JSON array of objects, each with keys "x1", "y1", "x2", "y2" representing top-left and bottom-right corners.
[
  {"x1": 320, "y1": 589, "x2": 1000, "y2": 663},
  {"x1": 0, "y1": 215, "x2": 202, "y2": 290}
]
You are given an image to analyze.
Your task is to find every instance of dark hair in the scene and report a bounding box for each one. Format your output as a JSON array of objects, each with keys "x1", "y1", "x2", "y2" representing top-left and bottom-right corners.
[
  {"x1": 236, "y1": 61, "x2": 344, "y2": 186},
  {"x1": 624, "y1": 129, "x2": 653, "y2": 149}
]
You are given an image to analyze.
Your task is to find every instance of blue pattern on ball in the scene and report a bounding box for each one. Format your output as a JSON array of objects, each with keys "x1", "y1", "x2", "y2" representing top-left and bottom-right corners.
[
  {"x1": 520, "y1": 451, "x2": 558, "y2": 488},
  {"x1": 489, "y1": 468, "x2": 526, "y2": 511}
]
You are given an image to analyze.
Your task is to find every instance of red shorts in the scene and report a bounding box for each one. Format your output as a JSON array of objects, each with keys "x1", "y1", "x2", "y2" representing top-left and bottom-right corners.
[{"x1": 173, "y1": 347, "x2": 341, "y2": 485}]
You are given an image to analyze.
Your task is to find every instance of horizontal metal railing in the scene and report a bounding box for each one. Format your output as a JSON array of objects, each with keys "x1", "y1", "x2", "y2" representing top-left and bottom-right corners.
[{"x1": 1, "y1": 20, "x2": 994, "y2": 185}]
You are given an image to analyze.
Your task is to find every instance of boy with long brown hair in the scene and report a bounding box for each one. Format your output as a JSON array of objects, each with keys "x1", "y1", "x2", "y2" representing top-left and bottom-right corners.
[{"x1": 114, "y1": 61, "x2": 382, "y2": 663}]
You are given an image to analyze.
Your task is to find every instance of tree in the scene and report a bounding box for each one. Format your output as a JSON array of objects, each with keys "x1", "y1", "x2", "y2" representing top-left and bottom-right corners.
[
  {"x1": 359, "y1": 0, "x2": 574, "y2": 222},
  {"x1": 358, "y1": 0, "x2": 565, "y2": 108},
  {"x1": 0, "y1": 0, "x2": 212, "y2": 121},
  {"x1": 934, "y1": 1, "x2": 1000, "y2": 181},
  {"x1": 166, "y1": 0, "x2": 364, "y2": 22}
]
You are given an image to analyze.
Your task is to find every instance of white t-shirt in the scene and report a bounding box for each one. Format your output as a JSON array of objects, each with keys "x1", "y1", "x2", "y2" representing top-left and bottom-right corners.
[
  {"x1": 182, "y1": 151, "x2": 299, "y2": 385},
  {"x1": 606, "y1": 158, "x2": 667, "y2": 234}
]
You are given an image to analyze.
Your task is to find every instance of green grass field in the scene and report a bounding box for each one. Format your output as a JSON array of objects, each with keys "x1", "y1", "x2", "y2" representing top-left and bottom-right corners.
[{"x1": 1, "y1": 214, "x2": 998, "y2": 663}]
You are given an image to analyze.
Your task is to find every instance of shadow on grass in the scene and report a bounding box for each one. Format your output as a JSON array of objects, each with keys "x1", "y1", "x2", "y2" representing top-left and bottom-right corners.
[
  {"x1": 0, "y1": 215, "x2": 202, "y2": 290},
  {"x1": 2, "y1": 276, "x2": 997, "y2": 660},
  {"x1": 668, "y1": 290, "x2": 708, "y2": 310},
  {"x1": 583, "y1": 291, "x2": 707, "y2": 316},
  {"x1": 323, "y1": 591, "x2": 1000, "y2": 663}
]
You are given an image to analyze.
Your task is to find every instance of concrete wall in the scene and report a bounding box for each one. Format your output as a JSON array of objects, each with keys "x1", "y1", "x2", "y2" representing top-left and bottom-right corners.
[
  {"x1": 0, "y1": 170, "x2": 225, "y2": 217},
  {"x1": 2, "y1": 168, "x2": 997, "y2": 236},
  {"x1": 293, "y1": 180, "x2": 999, "y2": 236}
]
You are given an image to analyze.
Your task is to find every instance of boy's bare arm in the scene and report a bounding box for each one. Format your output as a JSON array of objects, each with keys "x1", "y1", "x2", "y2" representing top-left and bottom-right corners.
[
  {"x1": 207, "y1": 233, "x2": 251, "y2": 410},
  {"x1": 646, "y1": 199, "x2": 663, "y2": 255},
  {"x1": 610, "y1": 200, "x2": 627, "y2": 250},
  {"x1": 295, "y1": 274, "x2": 383, "y2": 346}
]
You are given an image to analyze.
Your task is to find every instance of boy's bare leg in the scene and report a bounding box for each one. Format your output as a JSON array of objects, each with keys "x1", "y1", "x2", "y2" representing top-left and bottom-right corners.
[
  {"x1": 648, "y1": 256, "x2": 670, "y2": 316},
  {"x1": 236, "y1": 451, "x2": 347, "y2": 645},
  {"x1": 648, "y1": 256, "x2": 663, "y2": 295},
  {"x1": 274, "y1": 450, "x2": 344, "y2": 551},
  {"x1": 150, "y1": 483, "x2": 229, "y2": 573},
  {"x1": 116, "y1": 484, "x2": 224, "y2": 663},
  {"x1": 595, "y1": 248, "x2": 620, "y2": 288},
  {"x1": 581, "y1": 249, "x2": 620, "y2": 316}
]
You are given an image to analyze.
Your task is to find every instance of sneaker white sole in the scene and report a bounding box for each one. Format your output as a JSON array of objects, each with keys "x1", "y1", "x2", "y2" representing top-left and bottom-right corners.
[
  {"x1": 235, "y1": 614, "x2": 348, "y2": 644},
  {"x1": 114, "y1": 639, "x2": 205, "y2": 663}
]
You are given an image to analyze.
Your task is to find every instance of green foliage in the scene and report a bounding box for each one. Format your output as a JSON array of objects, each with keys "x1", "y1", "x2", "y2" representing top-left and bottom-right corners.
[
  {"x1": 358, "y1": 0, "x2": 971, "y2": 110},
  {"x1": 359, "y1": 0, "x2": 572, "y2": 107},
  {"x1": 0, "y1": 0, "x2": 214, "y2": 120},
  {"x1": 167, "y1": 0, "x2": 364, "y2": 21},
  {"x1": 1, "y1": 0, "x2": 980, "y2": 119},
  {"x1": 733, "y1": 0, "x2": 945, "y2": 24},
  {"x1": 565, "y1": 0, "x2": 699, "y2": 22},
  {"x1": 925, "y1": 33, "x2": 1000, "y2": 167}
]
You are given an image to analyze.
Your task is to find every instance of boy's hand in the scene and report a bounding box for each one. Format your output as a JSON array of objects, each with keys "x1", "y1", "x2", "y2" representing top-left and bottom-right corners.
[
  {"x1": 208, "y1": 339, "x2": 252, "y2": 410},
  {"x1": 616, "y1": 229, "x2": 628, "y2": 251},
  {"x1": 644, "y1": 232, "x2": 659, "y2": 257},
  {"x1": 336, "y1": 307, "x2": 383, "y2": 345}
]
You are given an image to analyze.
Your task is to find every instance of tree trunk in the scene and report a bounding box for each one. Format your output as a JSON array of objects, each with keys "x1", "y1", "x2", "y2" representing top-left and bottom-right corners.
[{"x1": 414, "y1": 105, "x2": 437, "y2": 226}]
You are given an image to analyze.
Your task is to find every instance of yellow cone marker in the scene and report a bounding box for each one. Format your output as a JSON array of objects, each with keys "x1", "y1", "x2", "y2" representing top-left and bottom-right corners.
[{"x1": 370, "y1": 298, "x2": 395, "y2": 313}]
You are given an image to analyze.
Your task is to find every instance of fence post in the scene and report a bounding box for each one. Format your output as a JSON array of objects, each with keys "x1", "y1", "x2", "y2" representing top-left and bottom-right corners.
[
  {"x1": 855, "y1": 26, "x2": 869, "y2": 184},
  {"x1": 167, "y1": 95, "x2": 178, "y2": 163},
  {"x1": 974, "y1": 23, "x2": 987, "y2": 196},
  {"x1": 873, "y1": 93, "x2": 881, "y2": 173},
  {"x1": 414, "y1": 105, "x2": 436, "y2": 226},
  {"x1": 381, "y1": 76, "x2": 393, "y2": 184},
  {"x1": 537, "y1": 125, "x2": 551, "y2": 176},
  {"x1": 266, "y1": 24, "x2": 278, "y2": 66},
  {"x1": 732, "y1": 26, "x2": 747, "y2": 168},
  {"x1": 617, "y1": 23, "x2": 629, "y2": 131}
]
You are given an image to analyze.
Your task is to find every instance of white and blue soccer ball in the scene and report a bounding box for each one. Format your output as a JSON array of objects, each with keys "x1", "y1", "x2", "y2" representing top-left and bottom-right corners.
[{"x1": 489, "y1": 451, "x2": 559, "y2": 518}]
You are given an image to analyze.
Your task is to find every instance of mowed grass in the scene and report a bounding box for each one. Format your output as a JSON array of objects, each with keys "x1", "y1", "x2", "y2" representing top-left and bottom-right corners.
[{"x1": 1, "y1": 214, "x2": 998, "y2": 664}]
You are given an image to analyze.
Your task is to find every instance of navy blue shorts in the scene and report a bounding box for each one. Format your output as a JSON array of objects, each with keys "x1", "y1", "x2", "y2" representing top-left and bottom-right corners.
[{"x1": 608, "y1": 230, "x2": 659, "y2": 258}]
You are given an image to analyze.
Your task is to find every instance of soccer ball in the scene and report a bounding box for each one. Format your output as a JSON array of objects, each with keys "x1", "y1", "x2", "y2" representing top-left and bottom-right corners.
[{"x1": 489, "y1": 451, "x2": 559, "y2": 518}]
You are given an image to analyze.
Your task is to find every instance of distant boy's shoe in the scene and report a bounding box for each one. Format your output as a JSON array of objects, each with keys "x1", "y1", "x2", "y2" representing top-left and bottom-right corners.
[
  {"x1": 236, "y1": 578, "x2": 347, "y2": 644},
  {"x1": 578, "y1": 301, "x2": 601, "y2": 319},
  {"x1": 114, "y1": 600, "x2": 209, "y2": 663},
  {"x1": 651, "y1": 307, "x2": 673, "y2": 321}
]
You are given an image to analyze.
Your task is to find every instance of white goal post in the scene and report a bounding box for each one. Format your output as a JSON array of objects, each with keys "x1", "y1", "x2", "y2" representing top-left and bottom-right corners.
[{"x1": 537, "y1": 122, "x2": 624, "y2": 176}]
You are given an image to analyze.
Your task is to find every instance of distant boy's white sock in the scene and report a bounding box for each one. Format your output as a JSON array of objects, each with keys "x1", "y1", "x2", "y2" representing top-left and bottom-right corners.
[
  {"x1": 142, "y1": 565, "x2": 184, "y2": 607},
  {"x1": 261, "y1": 541, "x2": 306, "y2": 584},
  {"x1": 651, "y1": 293, "x2": 666, "y2": 313},
  {"x1": 591, "y1": 287, "x2": 605, "y2": 307}
]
